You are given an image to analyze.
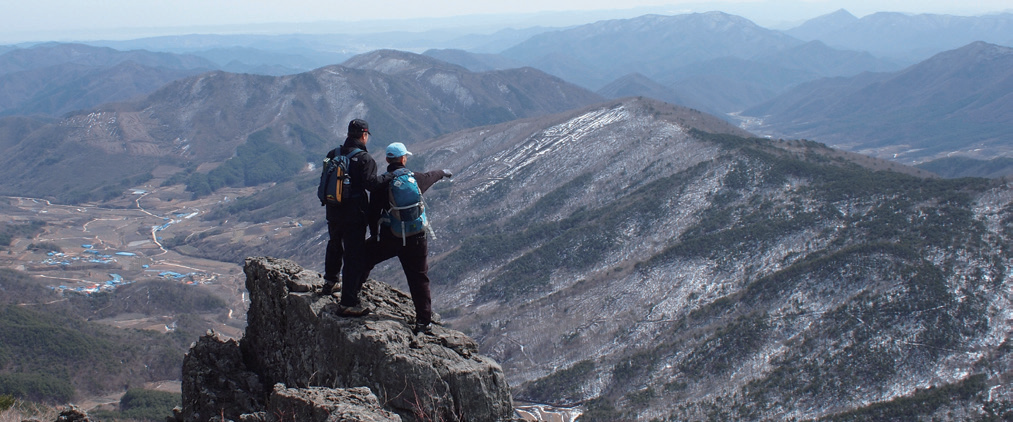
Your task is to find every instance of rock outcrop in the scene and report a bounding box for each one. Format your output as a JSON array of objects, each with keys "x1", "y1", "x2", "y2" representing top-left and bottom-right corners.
[
  {"x1": 180, "y1": 257, "x2": 514, "y2": 422},
  {"x1": 55, "y1": 405, "x2": 91, "y2": 422}
]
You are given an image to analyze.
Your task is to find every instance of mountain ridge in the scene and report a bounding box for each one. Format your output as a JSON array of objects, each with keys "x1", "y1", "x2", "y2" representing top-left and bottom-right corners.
[
  {"x1": 0, "y1": 43, "x2": 217, "y2": 117},
  {"x1": 0, "y1": 60, "x2": 205, "y2": 117},
  {"x1": 743, "y1": 41, "x2": 1013, "y2": 164},
  {"x1": 0, "y1": 43, "x2": 215, "y2": 76},
  {"x1": 501, "y1": 12, "x2": 803, "y2": 90},
  {"x1": 784, "y1": 9, "x2": 859, "y2": 41},
  {"x1": 786, "y1": 10, "x2": 1013, "y2": 61},
  {"x1": 318, "y1": 97, "x2": 1012, "y2": 420},
  {"x1": 492, "y1": 11, "x2": 905, "y2": 116},
  {"x1": 0, "y1": 49, "x2": 602, "y2": 203}
]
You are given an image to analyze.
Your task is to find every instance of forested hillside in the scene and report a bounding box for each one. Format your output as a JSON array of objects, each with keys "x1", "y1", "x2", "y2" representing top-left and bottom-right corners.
[{"x1": 0, "y1": 269, "x2": 219, "y2": 403}]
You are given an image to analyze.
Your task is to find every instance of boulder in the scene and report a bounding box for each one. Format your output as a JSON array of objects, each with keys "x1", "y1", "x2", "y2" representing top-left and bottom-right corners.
[
  {"x1": 264, "y1": 384, "x2": 401, "y2": 422},
  {"x1": 181, "y1": 334, "x2": 263, "y2": 421},
  {"x1": 180, "y1": 257, "x2": 514, "y2": 422},
  {"x1": 55, "y1": 405, "x2": 90, "y2": 422}
]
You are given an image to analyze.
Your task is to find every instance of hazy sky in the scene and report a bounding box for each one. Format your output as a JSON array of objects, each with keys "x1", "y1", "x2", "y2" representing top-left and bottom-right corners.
[{"x1": 2, "y1": 0, "x2": 1011, "y2": 43}]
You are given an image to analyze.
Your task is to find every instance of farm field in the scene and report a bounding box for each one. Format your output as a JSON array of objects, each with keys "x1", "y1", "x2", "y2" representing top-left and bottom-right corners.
[{"x1": 0, "y1": 181, "x2": 307, "y2": 339}]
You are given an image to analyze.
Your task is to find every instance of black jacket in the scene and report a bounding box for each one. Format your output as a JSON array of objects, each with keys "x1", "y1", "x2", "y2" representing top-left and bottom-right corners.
[
  {"x1": 367, "y1": 162, "x2": 447, "y2": 238},
  {"x1": 325, "y1": 138, "x2": 381, "y2": 225}
]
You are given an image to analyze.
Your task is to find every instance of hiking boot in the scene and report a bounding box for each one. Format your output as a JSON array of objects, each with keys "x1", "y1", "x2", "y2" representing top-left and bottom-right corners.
[
  {"x1": 336, "y1": 303, "x2": 370, "y2": 317},
  {"x1": 317, "y1": 280, "x2": 336, "y2": 296},
  {"x1": 412, "y1": 322, "x2": 432, "y2": 335}
]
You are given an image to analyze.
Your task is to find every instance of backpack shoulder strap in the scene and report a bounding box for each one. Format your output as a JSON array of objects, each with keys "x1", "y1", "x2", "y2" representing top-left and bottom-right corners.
[{"x1": 344, "y1": 147, "x2": 366, "y2": 159}]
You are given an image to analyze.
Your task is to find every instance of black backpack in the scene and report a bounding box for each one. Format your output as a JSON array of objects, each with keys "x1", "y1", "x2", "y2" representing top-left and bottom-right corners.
[{"x1": 317, "y1": 147, "x2": 364, "y2": 205}]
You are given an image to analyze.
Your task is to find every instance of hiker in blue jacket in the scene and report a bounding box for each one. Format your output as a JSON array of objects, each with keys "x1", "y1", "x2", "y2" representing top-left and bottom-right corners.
[
  {"x1": 363, "y1": 142, "x2": 452, "y2": 333},
  {"x1": 320, "y1": 119, "x2": 383, "y2": 317}
]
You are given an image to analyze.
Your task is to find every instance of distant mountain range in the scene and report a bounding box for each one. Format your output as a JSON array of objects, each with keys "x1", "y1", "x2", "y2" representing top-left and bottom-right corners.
[
  {"x1": 434, "y1": 11, "x2": 909, "y2": 115},
  {"x1": 0, "y1": 43, "x2": 215, "y2": 116},
  {"x1": 0, "y1": 49, "x2": 601, "y2": 203},
  {"x1": 501, "y1": 12, "x2": 808, "y2": 91},
  {"x1": 87, "y1": 26, "x2": 559, "y2": 74},
  {"x1": 423, "y1": 48, "x2": 524, "y2": 73},
  {"x1": 584, "y1": 40, "x2": 896, "y2": 119},
  {"x1": 3, "y1": 9, "x2": 1011, "y2": 172},
  {"x1": 787, "y1": 9, "x2": 1013, "y2": 61},
  {"x1": 743, "y1": 41, "x2": 1013, "y2": 164},
  {"x1": 0, "y1": 43, "x2": 212, "y2": 74}
]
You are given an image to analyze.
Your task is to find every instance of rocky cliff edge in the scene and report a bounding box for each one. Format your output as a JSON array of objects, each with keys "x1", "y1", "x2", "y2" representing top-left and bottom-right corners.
[{"x1": 178, "y1": 256, "x2": 514, "y2": 422}]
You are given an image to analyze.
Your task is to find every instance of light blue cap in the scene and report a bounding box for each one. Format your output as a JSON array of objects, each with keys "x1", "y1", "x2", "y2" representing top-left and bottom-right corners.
[{"x1": 385, "y1": 142, "x2": 413, "y2": 158}]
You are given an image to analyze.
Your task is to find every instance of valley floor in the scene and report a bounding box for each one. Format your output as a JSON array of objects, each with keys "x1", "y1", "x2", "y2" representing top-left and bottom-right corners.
[{"x1": 0, "y1": 186, "x2": 262, "y2": 338}]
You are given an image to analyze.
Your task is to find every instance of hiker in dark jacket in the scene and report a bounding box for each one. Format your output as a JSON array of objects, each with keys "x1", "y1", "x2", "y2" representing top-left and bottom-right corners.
[
  {"x1": 363, "y1": 142, "x2": 451, "y2": 334},
  {"x1": 321, "y1": 119, "x2": 383, "y2": 317}
]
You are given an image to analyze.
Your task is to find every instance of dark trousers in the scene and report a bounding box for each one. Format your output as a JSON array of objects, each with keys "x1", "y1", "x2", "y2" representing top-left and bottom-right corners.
[
  {"x1": 323, "y1": 221, "x2": 343, "y2": 281},
  {"x1": 365, "y1": 233, "x2": 432, "y2": 325},
  {"x1": 325, "y1": 203, "x2": 368, "y2": 307}
]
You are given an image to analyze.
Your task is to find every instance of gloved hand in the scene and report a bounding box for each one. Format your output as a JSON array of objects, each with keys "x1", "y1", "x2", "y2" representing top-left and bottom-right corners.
[{"x1": 442, "y1": 169, "x2": 453, "y2": 179}]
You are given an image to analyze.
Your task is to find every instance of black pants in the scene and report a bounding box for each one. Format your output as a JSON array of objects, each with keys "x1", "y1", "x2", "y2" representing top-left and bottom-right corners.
[
  {"x1": 325, "y1": 203, "x2": 368, "y2": 307},
  {"x1": 364, "y1": 233, "x2": 432, "y2": 325}
]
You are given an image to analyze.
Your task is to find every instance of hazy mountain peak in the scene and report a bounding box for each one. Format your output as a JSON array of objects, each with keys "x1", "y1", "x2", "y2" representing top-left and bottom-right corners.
[
  {"x1": 603, "y1": 72, "x2": 659, "y2": 87},
  {"x1": 693, "y1": 10, "x2": 762, "y2": 24},
  {"x1": 786, "y1": 9, "x2": 860, "y2": 41},
  {"x1": 827, "y1": 8, "x2": 858, "y2": 19},
  {"x1": 952, "y1": 40, "x2": 1013, "y2": 58},
  {"x1": 617, "y1": 10, "x2": 766, "y2": 32},
  {"x1": 342, "y1": 48, "x2": 466, "y2": 76},
  {"x1": 802, "y1": 8, "x2": 859, "y2": 26},
  {"x1": 910, "y1": 41, "x2": 1013, "y2": 72},
  {"x1": 421, "y1": 48, "x2": 524, "y2": 73},
  {"x1": 502, "y1": 11, "x2": 801, "y2": 89},
  {"x1": 861, "y1": 10, "x2": 917, "y2": 20}
]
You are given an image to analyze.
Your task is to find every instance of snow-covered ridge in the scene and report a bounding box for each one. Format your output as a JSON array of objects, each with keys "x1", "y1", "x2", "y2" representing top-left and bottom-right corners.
[{"x1": 471, "y1": 105, "x2": 630, "y2": 194}]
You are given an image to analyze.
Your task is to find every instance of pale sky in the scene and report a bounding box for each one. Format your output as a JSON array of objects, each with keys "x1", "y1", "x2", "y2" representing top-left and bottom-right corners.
[{"x1": 1, "y1": 0, "x2": 1011, "y2": 43}]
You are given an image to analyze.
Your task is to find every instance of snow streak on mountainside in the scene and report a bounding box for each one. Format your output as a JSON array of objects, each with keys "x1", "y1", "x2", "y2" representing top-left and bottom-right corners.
[{"x1": 471, "y1": 106, "x2": 632, "y2": 195}]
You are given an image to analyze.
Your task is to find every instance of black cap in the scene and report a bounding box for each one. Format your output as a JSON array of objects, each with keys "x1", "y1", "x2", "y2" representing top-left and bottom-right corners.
[{"x1": 348, "y1": 119, "x2": 369, "y2": 136}]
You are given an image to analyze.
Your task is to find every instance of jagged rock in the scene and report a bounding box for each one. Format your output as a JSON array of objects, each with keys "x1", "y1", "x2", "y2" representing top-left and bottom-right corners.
[
  {"x1": 181, "y1": 334, "x2": 264, "y2": 421},
  {"x1": 168, "y1": 406, "x2": 184, "y2": 422},
  {"x1": 55, "y1": 405, "x2": 90, "y2": 422},
  {"x1": 181, "y1": 256, "x2": 513, "y2": 422}
]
